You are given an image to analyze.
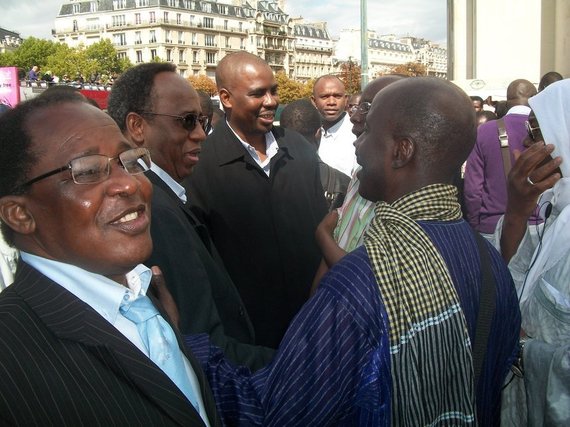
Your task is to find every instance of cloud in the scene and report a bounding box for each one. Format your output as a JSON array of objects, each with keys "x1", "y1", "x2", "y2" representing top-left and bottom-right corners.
[
  {"x1": 1, "y1": 0, "x2": 61, "y2": 39},
  {"x1": 285, "y1": 0, "x2": 447, "y2": 44}
]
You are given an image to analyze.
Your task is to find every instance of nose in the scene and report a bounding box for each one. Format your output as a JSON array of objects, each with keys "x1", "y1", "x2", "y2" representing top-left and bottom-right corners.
[
  {"x1": 105, "y1": 161, "x2": 140, "y2": 197},
  {"x1": 189, "y1": 122, "x2": 207, "y2": 142},
  {"x1": 263, "y1": 91, "x2": 278, "y2": 107}
]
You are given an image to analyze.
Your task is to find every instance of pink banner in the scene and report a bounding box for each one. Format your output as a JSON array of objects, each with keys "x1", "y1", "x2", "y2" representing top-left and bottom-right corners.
[{"x1": 0, "y1": 67, "x2": 20, "y2": 108}]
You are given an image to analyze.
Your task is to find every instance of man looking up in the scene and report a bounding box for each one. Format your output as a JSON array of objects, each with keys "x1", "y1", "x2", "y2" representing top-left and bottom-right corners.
[
  {"x1": 188, "y1": 77, "x2": 520, "y2": 426},
  {"x1": 311, "y1": 75, "x2": 357, "y2": 177},
  {"x1": 0, "y1": 92, "x2": 220, "y2": 425},
  {"x1": 187, "y1": 52, "x2": 327, "y2": 348},
  {"x1": 108, "y1": 63, "x2": 274, "y2": 370}
]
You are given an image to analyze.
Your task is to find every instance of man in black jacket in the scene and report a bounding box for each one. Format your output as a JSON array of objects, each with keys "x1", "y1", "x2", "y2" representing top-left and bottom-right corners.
[
  {"x1": 186, "y1": 53, "x2": 328, "y2": 348},
  {"x1": 108, "y1": 63, "x2": 273, "y2": 370}
]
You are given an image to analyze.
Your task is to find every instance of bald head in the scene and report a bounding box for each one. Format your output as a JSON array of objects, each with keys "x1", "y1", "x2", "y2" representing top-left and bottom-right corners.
[
  {"x1": 374, "y1": 77, "x2": 475, "y2": 182},
  {"x1": 506, "y1": 79, "x2": 537, "y2": 108},
  {"x1": 215, "y1": 52, "x2": 270, "y2": 91}
]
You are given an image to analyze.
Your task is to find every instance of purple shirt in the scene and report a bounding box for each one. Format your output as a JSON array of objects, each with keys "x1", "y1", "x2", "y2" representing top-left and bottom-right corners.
[{"x1": 464, "y1": 111, "x2": 530, "y2": 233}]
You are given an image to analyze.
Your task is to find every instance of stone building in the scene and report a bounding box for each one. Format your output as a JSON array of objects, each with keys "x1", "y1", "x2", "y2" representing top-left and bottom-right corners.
[{"x1": 291, "y1": 19, "x2": 333, "y2": 82}]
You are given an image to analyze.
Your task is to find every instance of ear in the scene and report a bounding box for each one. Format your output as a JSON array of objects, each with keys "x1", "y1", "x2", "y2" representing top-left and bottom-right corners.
[
  {"x1": 310, "y1": 94, "x2": 317, "y2": 107},
  {"x1": 219, "y1": 88, "x2": 232, "y2": 111},
  {"x1": 125, "y1": 112, "x2": 145, "y2": 147},
  {"x1": 392, "y1": 137, "x2": 415, "y2": 169},
  {"x1": 0, "y1": 196, "x2": 36, "y2": 237}
]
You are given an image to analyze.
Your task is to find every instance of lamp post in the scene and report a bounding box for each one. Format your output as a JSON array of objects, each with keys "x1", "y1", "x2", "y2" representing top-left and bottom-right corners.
[{"x1": 360, "y1": 0, "x2": 368, "y2": 90}]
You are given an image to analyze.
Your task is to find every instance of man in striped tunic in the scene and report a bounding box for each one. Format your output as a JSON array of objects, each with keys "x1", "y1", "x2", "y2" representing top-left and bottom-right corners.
[{"x1": 187, "y1": 77, "x2": 521, "y2": 426}]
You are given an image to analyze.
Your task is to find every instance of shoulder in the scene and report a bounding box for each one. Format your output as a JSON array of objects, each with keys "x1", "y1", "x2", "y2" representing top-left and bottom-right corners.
[{"x1": 273, "y1": 126, "x2": 319, "y2": 157}]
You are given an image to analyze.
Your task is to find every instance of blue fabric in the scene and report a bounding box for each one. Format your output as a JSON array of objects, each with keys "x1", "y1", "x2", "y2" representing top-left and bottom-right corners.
[
  {"x1": 186, "y1": 219, "x2": 520, "y2": 426},
  {"x1": 121, "y1": 295, "x2": 199, "y2": 409}
]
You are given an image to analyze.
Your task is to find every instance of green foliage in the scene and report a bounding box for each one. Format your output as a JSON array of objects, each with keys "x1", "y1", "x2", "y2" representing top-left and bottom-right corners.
[{"x1": 0, "y1": 37, "x2": 131, "y2": 81}]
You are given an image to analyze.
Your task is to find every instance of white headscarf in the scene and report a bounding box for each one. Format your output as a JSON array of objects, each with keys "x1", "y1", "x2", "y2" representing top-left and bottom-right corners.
[{"x1": 520, "y1": 79, "x2": 570, "y2": 305}]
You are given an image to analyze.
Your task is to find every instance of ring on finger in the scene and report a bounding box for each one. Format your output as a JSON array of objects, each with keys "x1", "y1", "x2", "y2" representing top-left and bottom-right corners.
[{"x1": 527, "y1": 176, "x2": 536, "y2": 186}]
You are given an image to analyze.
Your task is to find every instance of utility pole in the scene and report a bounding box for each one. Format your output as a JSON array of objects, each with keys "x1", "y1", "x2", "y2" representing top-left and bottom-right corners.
[{"x1": 360, "y1": 0, "x2": 368, "y2": 90}]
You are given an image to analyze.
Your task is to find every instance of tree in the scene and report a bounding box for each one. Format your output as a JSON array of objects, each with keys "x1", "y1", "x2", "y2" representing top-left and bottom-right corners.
[
  {"x1": 85, "y1": 39, "x2": 132, "y2": 76},
  {"x1": 275, "y1": 71, "x2": 306, "y2": 104},
  {"x1": 187, "y1": 74, "x2": 217, "y2": 96},
  {"x1": 338, "y1": 59, "x2": 361, "y2": 95},
  {"x1": 390, "y1": 62, "x2": 427, "y2": 77},
  {"x1": 44, "y1": 43, "x2": 90, "y2": 80}
]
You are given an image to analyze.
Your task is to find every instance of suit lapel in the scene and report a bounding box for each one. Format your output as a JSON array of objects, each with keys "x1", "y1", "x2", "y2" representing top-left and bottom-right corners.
[
  {"x1": 146, "y1": 170, "x2": 213, "y2": 251},
  {"x1": 15, "y1": 262, "x2": 209, "y2": 426}
]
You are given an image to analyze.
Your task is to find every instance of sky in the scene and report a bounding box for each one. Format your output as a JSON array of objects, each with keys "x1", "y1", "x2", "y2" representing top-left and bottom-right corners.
[{"x1": 1, "y1": 0, "x2": 447, "y2": 45}]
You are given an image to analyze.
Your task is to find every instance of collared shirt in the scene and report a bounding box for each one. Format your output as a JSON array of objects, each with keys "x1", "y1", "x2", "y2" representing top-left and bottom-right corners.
[
  {"x1": 506, "y1": 105, "x2": 531, "y2": 116},
  {"x1": 150, "y1": 162, "x2": 187, "y2": 203},
  {"x1": 20, "y1": 252, "x2": 211, "y2": 426},
  {"x1": 318, "y1": 113, "x2": 357, "y2": 177},
  {"x1": 227, "y1": 120, "x2": 279, "y2": 177}
]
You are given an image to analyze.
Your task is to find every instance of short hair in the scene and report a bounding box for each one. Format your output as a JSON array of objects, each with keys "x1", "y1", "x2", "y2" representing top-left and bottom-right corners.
[
  {"x1": 312, "y1": 75, "x2": 345, "y2": 96},
  {"x1": 108, "y1": 62, "x2": 177, "y2": 132},
  {"x1": 280, "y1": 99, "x2": 321, "y2": 143},
  {"x1": 0, "y1": 92, "x2": 88, "y2": 245},
  {"x1": 476, "y1": 110, "x2": 497, "y2": 122},
  {"x1": 388, "y1": 78, "x2": 476, "y2": 175},
  {"x1": 538, "y1": 71, "x2": 563, "y2": 92},
  {"x1": 470, "y1": 95, "x2": 484, "y2": 104}
]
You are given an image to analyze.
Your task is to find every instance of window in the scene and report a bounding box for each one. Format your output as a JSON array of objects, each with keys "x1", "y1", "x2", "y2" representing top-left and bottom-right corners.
[
  {"x1": 191, "y1": 33, "x2": 197, "y2": 45},
  {"x1": 165, "y1": 30, "x2": 172, "y2": 43},
  {"x1": 86, "y1": 18, "x2": 99, "y2": 30},
  {"x1": 136, "y1": 0, "x2": 149, "y2": 6},
  {"x1": 206, "y1": 52, "x2": 216, "y2": 64},
  {"x1": 166, "y1": 49, "x2": 172, "y2": 62},
  {"x1": 203, "y1": 2, "x2": 211, "y2": 13},
  {"x1": 136, "y1": 50, "x2": 143, "y2": 63},
  {"x1": 219, "y1": 5, "x2": 226, "y2": 14},
  {"x1": 117, "y1": 52, "x2": 128, "y2": 60},
  {"x1": 189, "y1": 15, "x2": 195, "y2": 25},
  {"x1": 90, "y1": 1, "x2": 98, "y2": 12},
  {"x1": 113, "y1": 33, "x2": 126, "y2": 46},
  {"x1": 112, "y1": 15, "x2": 126, "y2": 27},
  {"x1": 224, "y1": 20, "x2": 228, "y2": 30},
  {"x1": 149, "y1": 30, "x2": 156, "y2": 43},
  {"x1": 151, "y1": 49, "x2": 157, "y2": 60},
  {"x1": 225, "y1": 36, "x2": 230, "y2": 48},
  {"x1": 135, "y1": 31, "x2": 142, "y2": 44},
  {"x1": 168, "y1": 0, "x2": 176, "y2": 6},
  {"x1": 164, "y1": 12, "x2": 169, "y2": 23},
  {"x1": 239, "y1": 22, "x2": 243, "y2": 32},
  {"x1": 73, "y1": 20, "x2": 78, "y2": 31},
  {"x1": 113, "y1": 0, "x2": 127, "y2": 9},
  {"x1": 73, "y1": 3, "x2": 81, "y2": 13},
  {"x1": 203, "y1": 17, "x2": 213, "y2": 28},
  {"x1": 205, "y1": 34, "x2": 215, "y2": 46},
  {"x1": 177, "y1": 13, "x2": 182, "y2": 24},
  {"x1": 135, "y1": 13, "x2": 141, "y2": 24},
  {"x1": 178, "y1": 31, "x2": 184, "y2": 44},
  {"x1": 193, "y1": 51, "x2": 198, "y2": 63},
  {"x1": 179, "y1": 50, "x2": 185, "y2": 63},
  {"x1": 149, "y1": 11, "x2": 156, "y2": 23}
]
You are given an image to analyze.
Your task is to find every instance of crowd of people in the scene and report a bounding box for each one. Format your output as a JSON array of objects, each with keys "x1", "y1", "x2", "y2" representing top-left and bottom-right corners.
[{"x1": 0, "y1": 55, "x2": 567, "y2": 426}]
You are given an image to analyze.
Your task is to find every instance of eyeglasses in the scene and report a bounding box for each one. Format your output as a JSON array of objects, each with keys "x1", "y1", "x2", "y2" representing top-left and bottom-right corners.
[
  {"x1": 525, "y1": 120, "x2": 541, "y2": 142},
  {"x1": 141, "y1": 111, "x2": 210, "y2": 133},
  {"x1": 22, "y1": 147, "x2": 151, "y2": 188},
  {"x1": 348, "y1": 102, "x2": 372, "y2": 116}
]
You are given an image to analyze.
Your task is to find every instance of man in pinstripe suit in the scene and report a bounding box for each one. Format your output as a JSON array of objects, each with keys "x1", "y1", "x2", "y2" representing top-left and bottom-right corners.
[{"x1": 0, "y1": 92, "x2": 220, "y2": 426}]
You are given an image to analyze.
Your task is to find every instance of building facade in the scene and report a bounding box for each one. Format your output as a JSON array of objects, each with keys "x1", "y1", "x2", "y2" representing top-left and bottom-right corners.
[
  {"x1": 291, "y1": 19, "x2": 333, "y2": 82},
  {"x1": 54, "y1": 0, "x2": 295, "y2": 78},
  {"x1": 0, "y1": 28, "x2": 23, "y2": 55},
  {"x1": 335, "y1": 29, "x2": 447, "y2": 79}
]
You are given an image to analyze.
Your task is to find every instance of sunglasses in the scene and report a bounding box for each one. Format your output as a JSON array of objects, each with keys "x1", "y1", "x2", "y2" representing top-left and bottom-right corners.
[
  {"x1": 348, "y1": 102, "x2": 372, "y2": 116},
  {"x1": 22, "y1": 147, "x2": 151, "y2": 188},
  {"x1": 141, "y1": 111, "x2": 210, "y2": 133}
]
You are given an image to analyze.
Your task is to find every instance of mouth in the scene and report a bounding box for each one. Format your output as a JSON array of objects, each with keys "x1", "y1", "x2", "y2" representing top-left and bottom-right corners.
[
  {"x1": 109, "y1": 205, "x2": 149, "y2": 233},
  {"x1": 258, "y1": 111, "x2": 275, "y2": 123},
  {"x1": 185, "y1": 149, "x2": 200, "y2": 165}
]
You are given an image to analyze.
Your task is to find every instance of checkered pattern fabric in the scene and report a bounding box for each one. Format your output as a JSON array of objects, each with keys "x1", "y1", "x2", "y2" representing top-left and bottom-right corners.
[{"x1": 365, "y1": 184, "x2": 476, "y2": 425}]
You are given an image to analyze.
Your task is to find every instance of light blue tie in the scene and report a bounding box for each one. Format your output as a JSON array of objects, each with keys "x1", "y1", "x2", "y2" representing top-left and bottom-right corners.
[{"x1": 120, "y1": 294, "x2": 199, "y2": 409}]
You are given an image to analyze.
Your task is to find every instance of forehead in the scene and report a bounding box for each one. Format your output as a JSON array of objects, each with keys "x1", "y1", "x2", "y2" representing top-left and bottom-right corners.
[
  {"x1": 29, "y1": 102, "x2": 130, "y2": 160},
  {"x1": 231, "y1": 62, "x2": 275, "y2": 89},
  {"x1": 152, "y1": 72, "x2": 200, "y2": 110},
  {"x1": 314, "y1": 78, "x2": 344, "y2": 94}
]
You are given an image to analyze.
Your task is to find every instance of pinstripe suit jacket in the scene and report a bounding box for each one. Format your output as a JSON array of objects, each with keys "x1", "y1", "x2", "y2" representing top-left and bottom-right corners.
[{"x1": 0, "y1": 261, "x2": 221, "y2": 427}]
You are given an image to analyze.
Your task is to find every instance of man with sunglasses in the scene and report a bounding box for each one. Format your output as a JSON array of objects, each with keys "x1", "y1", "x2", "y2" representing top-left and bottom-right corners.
[
  {"x1": 0, "y1": 91, "x2": 220, "y2": 425},
  {"x1": 108, "y1": 63, "x2": 274, "y2": 371},
  {"x1": 464, "y1": 79, "x2": 538, "y2": 241}
]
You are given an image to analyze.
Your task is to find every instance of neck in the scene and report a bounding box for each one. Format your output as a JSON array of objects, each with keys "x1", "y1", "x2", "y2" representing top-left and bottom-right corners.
[{"x1": 322, "y1": 111, "x2": 346, "y2": 131}]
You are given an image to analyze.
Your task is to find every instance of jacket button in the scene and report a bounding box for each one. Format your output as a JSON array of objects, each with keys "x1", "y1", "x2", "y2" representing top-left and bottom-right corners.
[{"x1": 239, "y1": 307, "x2": 245, "y2": 317}]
